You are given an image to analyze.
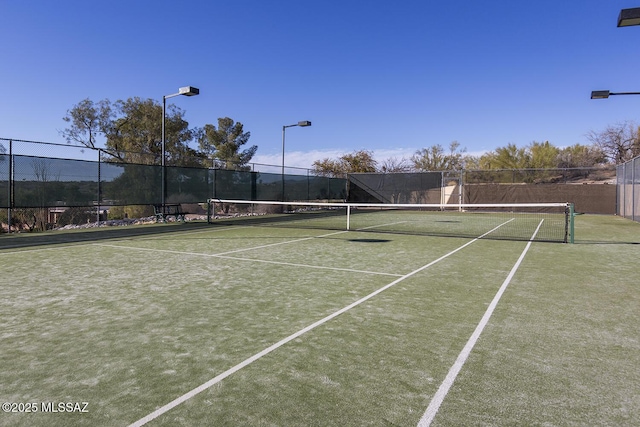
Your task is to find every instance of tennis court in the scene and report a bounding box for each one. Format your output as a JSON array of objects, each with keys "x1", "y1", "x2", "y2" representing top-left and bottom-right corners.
[{"x1": 1, "y1": 211, "x2": 639, "y2": 426}]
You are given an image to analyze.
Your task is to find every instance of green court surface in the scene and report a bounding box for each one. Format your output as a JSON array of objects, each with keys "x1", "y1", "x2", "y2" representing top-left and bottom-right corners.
[{"x1": 0, "y1": 214, "x2": 639, "y2": 426}]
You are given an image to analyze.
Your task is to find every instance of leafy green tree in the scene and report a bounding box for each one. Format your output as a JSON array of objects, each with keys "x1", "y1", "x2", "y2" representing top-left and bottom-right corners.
[
  {"x1": 412, "y1": 141, "x2": 466, "y2": 171},
  {"x1": 462, "y1": 154, "x2": 480, "y2": 169},
  {"x1": 61, "y1": 97, "x2": 199, "y2": 165},
  {"x1": 198, "y1": 117, "x2": 256, "y2": 170},
  {"x1": 341, "y1": 150, "x2": 378, "y2": 172},
  {"x1": 480, "y1": 143, "x2": 530, "y2": 169},
  {"x1": 106, "y1": 97, "x2": 196, "y2": 165},
  {"x1": 528, "y1": 141, "x2": 560, "y2": 169},
  {"x1": 312, "y1": 150, "x2": 377, "y2": 177},
  {"x1": 311, "y1": 158, "x2": 345, "y2": 177},
  {"x1": 60, "y1": 98, "x2": 113, "y2": 148}
]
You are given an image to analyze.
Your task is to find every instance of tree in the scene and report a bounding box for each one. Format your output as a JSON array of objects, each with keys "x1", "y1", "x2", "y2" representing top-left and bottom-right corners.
[
  {"x1": 61, "y1": 97, "x2": 199, "y2": 165},
  {"x1": 106, "y1": 97, "x2": 196, "y2": 165},
  {"x1": 60, "y1": 98, "x2": 113, "y2": 148},
  {"x1": 311, "y1": 150, "x2": 377, "y2": 177},
  {"x1": 340, "y1": 150, "x2": 378, "y2": 173},
  {"x1": 586, "y1": 121, "x2": 640, "y2": 164},
  {"x1": 528, "y1": 141, "x2": 560, "y2": 169},
  {"x1": 557, "y1": 144, "x2": 607, "y2": 168},
  {"x1": 311, "y1": 158, "x2": 345, "y2": 177},
  {"x1": 380, "y1": 157, "x2": 412, "y2": 173},
  {"x1": 412, "y1": 141, "x2": 466, "y2": 171},
  {"x1": 479, "y1": 143, "x2": 530, "y2": 169},
  {"x1": 198, "y1": 117, "x2": 256, "y2": 170},
  {"x1": 462, "y1": 154, "x2": 480, "y2": 170}
]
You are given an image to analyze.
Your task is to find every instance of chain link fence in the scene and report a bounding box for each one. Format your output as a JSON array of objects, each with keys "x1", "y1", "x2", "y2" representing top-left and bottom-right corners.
[
  {"x1": 0, "y1": 138, "x2": 620, "y2": 232},
  {"x1": 0, "y1": 138, "x2": 346, "y2": 232},
  {"x1": 617, "y1": 156, "x2": 640, "y2": 222},
  {"x1": 348, "y1": 166, "x2": 616, "y2": 212}
]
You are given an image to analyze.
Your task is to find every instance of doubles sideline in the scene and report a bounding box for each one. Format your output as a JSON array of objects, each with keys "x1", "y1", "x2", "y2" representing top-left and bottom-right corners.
[
  {"x1": 127, "y1": 219, "x2": 515, "y2": 426},
  {"x1": 417, "y1": 219, "x2": 545, "y2": 426}
]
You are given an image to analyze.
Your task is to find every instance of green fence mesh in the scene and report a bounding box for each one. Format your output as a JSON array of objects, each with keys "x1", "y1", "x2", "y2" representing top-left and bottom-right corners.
[{"x1": 0, "y1": 154, "x2": 346, "y2": 209}]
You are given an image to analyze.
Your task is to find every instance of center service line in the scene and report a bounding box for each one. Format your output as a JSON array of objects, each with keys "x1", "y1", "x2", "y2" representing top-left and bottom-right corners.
[
  {"x1": 417, "y1": 219, "x2": 544, "y2": 427},
  {"x1": 128, "y1": 220, "x2": 514, "y2": 427}
]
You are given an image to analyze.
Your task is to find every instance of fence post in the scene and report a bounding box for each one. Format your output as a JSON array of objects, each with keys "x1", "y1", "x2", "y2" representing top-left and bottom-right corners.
[
  {"x1": 460, "y1": 169, "x2": 464, "y2": 205},
  {"x1": 633, "y1": 158, "x2": 636, "y2": 222},
  {"x1": 97, "y1": 150, "x2": 101, "y2": 225},
  {"x1": 440, "y1": 171, "x2": 444, "y2": 206},
  {"x1": 620, "y1": 163, "x2": 625, "y2": 218},
  {"x1": 7, "y1": 140, "x2": 12, "y2": 233},
  {"x1": 212, "y1": 166, "x2": 216, "y2": 200},
  {"x1": 345, "y1": 173, "x2": 350, "y2": 201}
]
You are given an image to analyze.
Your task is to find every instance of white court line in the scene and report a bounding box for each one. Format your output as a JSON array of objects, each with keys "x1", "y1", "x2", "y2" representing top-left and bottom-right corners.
[
  {"x1": 417, "y1": 219, "x2": 544, "y2": 427},
  {"x1": 0, "y1": 220, "x2": 399, "y2": 257},
  {"x1": 127, "y1": 219, "x2": 515, "y2": 427},
  {"x1": 357, "y1": 221, "x2": 407, "y2": 230},
  {"x1": 94, "y1": 242, "x2": 402, "y2": 277},
  {"x1": 212, "y1": 229, "x2": 348, "y2": 256},
  {"x1": 214, "y1": 221, "x2": 406, "y2": 256},
  {"x1": 135, "y1": 224, "x2": 245, "y2": 239},
  {"x1": 96, "y1": 221, "x2": 414, "y2": 277},
  {"x1": 0, "y1": 224, "x2": 240, "y2": 255},
  {"x1": 0, "y1": 242, "x2": 95, "y2": 256}
]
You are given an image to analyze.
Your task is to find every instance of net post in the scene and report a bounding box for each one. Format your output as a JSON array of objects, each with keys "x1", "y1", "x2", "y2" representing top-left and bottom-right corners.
[
  {"x1": 569, "y1": 203, "x2": 575, "y2": 244},
  {"x1": 346, "y1": 204, "x2": 351, "y2": 230}
]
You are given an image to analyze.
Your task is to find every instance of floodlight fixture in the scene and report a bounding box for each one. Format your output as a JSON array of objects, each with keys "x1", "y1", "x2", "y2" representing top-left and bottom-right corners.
[
  {"x1": 591, "y1": 90, "x2": 611, "y2": 99},
  {"x1": 591, "y1": 90, "x2": 640, "y2": 99},
  {"x1": 178, "y1": 86, "x2": 200, "y2": 96},
  {"x1": 618, "y1": 7, "x2": 640, "y2": 27}
]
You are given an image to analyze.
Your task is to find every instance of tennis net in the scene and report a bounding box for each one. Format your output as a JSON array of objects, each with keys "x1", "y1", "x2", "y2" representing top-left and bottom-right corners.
[{"x1": 207, "y1": 199, "x2": 574, "y2": 243}]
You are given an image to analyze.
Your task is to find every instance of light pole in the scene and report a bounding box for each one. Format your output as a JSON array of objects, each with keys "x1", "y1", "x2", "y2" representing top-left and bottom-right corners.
[
  {"x1": 591, "y1": 8, "x2": 640, "y2": 100},
  {"x1": 161, "y1": 86, "x2": 199, "y2": 219},
  {"x1": 281, "y1": 120, "x2": 311, "y2": 201}
]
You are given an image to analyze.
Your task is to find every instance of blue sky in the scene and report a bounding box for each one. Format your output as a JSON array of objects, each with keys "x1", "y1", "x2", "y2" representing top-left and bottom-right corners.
[{"x1": 1, "y1": 1, "x2": 640, "y2": 170}]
